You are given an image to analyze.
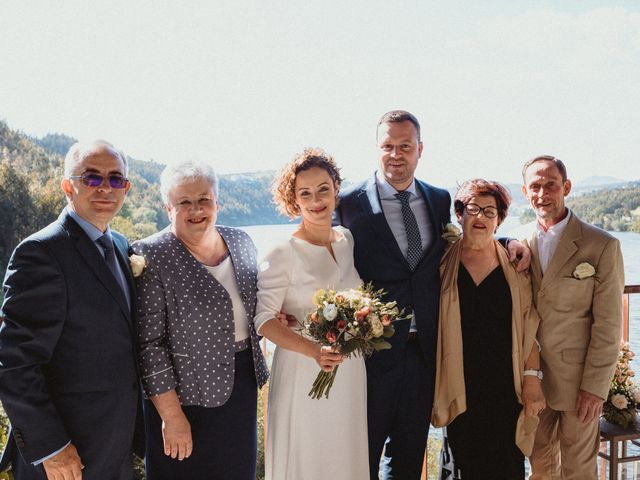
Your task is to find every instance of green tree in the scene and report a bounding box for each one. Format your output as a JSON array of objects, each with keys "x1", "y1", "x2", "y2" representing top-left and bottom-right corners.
[{"x1": 0, "y1": 161, "x2": 39, "y2": 269}]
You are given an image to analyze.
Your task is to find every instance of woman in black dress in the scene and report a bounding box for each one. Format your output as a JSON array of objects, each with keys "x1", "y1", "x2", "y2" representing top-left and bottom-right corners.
[{"x1": 433, "y1": 179, "x2": 546, "y2": 479}]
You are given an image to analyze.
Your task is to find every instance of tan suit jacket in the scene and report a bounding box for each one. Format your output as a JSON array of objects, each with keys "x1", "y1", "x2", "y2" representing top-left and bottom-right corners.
[{"x1": 525, "y1": 211, "x2": 624, "y2": 411}]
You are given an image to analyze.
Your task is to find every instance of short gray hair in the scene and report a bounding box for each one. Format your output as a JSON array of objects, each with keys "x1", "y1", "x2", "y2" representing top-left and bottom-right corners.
[
  {"x1": 160, "y1": 161, "x2": 219, "y2": 205},
  {"x1": 64, "y1": 140, "x2": 128, "y2": 178}
]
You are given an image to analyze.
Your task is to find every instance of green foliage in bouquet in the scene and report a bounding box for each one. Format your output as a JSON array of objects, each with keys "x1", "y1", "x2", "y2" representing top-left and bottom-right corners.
[
  {"x1": 602, "y1": 342, "x2": 639, "y2": 428},
  {"x1": 302, "y1": 283, "x2": 410, "y2": 399}
]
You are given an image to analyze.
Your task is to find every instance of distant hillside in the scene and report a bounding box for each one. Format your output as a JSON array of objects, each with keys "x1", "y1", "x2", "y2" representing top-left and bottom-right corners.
[
  {"x1": 515, "y1": 181, "x2": 640, "y2": 231},
  {"x1": 576, "y1": 175, "x2": 626, "y2": 189},
  {"x1": 567, "y1": 181, "x2": 640, "y2": 232},
  {"x1": 0, "y1": 119, "x2": 288, "y2": 273},
  {"x1": 2, "y1": 117, "x2": 637, "y2": 273}
]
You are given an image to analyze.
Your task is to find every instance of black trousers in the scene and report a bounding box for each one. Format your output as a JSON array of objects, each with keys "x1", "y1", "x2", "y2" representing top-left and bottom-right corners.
[
  {"x1": 367, "y1": 339, "x2": 433, "y2": 480},
  {"x1": 144, "y1": 348, "x2": 258, "y2": 480}
]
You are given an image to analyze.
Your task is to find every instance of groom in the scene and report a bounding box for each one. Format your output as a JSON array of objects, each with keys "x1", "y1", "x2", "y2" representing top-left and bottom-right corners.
[
  {"x1": 335, "y1": 110, "x2": 449, "y2": 479},
  {"x1": 0, "y1": 140, "x2": 139, "y2": 479},
  {"x1": 335, "y1": 110, "x2": 530, "y2": 479}
]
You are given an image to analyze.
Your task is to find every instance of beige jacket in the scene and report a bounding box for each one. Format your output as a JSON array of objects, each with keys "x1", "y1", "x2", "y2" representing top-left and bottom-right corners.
[
  {"x1": 526, "y1": 212, "x2": 624, "y2": 410},
  {"x1": 432, "y1": 239, "x2": 540, "y2": 455}
]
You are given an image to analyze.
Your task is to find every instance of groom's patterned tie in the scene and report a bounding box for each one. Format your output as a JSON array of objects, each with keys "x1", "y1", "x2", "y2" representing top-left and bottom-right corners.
[
  {"x1": 97, "y1": 234, "x2": 130, "y2": 306},
  {"x1": 395, "y1": 190, "x2": 422, "y2": 270}
]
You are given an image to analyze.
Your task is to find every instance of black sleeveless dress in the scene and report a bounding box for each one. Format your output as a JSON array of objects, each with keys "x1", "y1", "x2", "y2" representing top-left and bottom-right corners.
[{"x1": 446, "y1": 264, "x2": 524, "y2": 480}]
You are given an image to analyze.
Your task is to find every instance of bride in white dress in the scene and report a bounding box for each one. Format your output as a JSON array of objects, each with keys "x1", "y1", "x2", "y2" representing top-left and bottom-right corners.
[{"x1": 254, "y1": 148, "x2": 369, "y2": 480}]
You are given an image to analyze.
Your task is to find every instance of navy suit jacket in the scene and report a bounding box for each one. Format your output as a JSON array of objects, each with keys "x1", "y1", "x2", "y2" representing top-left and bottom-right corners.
[
  {"x1": 0, "y1": 209, "x2": 138, "y2": 470},
  {"x1": 335, "y1": 175, "x2": 451, "y2": 371}
]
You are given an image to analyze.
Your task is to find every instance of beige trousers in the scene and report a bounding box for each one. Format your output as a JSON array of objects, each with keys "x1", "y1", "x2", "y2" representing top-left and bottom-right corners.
[{"x1": 529, "y1": 407, "x2": 599, "y2": 480}]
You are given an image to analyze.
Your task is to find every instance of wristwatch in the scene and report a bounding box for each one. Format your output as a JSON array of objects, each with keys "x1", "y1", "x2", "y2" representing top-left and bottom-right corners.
[{"x1": 523, "y1": 369, "x2": 543, "y2": 380}]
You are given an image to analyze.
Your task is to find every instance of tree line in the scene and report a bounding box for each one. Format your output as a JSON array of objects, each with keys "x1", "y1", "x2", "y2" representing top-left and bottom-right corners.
[{"x1": 0, "y1": 119, "x2": 289, "y2": 276}]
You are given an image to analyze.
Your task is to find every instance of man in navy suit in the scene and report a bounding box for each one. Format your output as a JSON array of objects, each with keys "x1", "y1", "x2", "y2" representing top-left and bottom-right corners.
[
  {"x1": 0, "y1": 140, "x2": 139, "y2": 479},
  {"x1": 336, "y1": 110, "x2": 529, "y2": 479}
]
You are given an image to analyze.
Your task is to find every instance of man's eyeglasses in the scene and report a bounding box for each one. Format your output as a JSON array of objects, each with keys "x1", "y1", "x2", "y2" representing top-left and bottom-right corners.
[
  {"x1": 69, "y1": 172, "x2": 129, "y2": 189},
  {"x1": 464, "y1": 203, "x2": 498, "y2": 219}
]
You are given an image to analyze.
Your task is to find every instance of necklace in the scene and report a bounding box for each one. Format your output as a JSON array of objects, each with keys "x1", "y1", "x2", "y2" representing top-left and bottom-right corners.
[
  {"x1": 478, "y1": 257, "x2": 498, "y2": 282},
  {"x1": 461, "y1": 245, "x2": 499, "y2": 286}
]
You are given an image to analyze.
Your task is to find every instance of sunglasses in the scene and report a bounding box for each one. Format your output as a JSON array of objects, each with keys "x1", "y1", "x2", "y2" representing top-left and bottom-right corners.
[{"x1": 69, "y1": 172, "x2": 129, "y2": 189}]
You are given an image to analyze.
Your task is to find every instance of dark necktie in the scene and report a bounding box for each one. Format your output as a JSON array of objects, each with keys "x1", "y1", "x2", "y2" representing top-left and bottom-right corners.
[
  {"x1": 97, "y1": 234, "x2": 129, "y2": 303},
  {"x1": 395, "y1": 190, "x2": 422, "y2": 270}
]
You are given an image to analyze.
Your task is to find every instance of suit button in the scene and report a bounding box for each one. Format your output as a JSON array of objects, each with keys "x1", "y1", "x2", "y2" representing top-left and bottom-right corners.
[{"x1": 540, "y1": 291, "x2": 545, "y2": 297}]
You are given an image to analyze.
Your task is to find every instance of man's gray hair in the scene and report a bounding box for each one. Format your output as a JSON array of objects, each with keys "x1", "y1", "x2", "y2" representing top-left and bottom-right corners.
[
  {"x1": 64, "y1": 140, "x2": 128, "y2": 178},
  {"x1": 160, "y1": 161, "x2": 219, "y2": 205}
]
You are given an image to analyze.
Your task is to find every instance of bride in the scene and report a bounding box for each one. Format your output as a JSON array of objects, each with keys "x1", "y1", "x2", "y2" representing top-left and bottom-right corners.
[{"x1": 254, "y1": 148, "x2": 369, "y2": 480}]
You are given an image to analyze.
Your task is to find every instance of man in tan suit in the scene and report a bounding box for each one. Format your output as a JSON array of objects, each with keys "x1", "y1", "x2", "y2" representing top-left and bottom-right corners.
[{"x1": 520, "y1": 155, "x2": 624, "y2": 479}]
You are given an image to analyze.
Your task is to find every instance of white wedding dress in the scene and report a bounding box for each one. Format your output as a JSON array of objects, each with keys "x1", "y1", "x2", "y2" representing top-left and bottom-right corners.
[{"x1": 254, "y1": 226, "x2": 369, "y2": 480}]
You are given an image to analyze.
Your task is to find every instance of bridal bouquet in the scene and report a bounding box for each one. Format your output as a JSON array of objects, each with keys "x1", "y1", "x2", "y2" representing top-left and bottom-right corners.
[
  {"x1": 603, "y1": 342, "x2": 640, "y2": 428},
  {"x1": 302, "y1": 283, "x2": 408, "y2": 399}
]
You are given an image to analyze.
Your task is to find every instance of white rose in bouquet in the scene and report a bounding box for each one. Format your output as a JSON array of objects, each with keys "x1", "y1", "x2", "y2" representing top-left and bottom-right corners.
[
  {"x1": 611, "y1": 394, "x2": 629, "y2": 410},
  {"x1": 323, "y1": 304, "x2": 338, "y2": 321},
  {"x1": 370, "y1": 317, "x2": 384, "y2": 338}
]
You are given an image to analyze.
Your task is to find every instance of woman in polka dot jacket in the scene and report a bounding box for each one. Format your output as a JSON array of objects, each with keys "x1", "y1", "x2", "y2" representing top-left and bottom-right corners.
[{"x1": 132, "y1": 161, "x2": 269, "y2": 480}]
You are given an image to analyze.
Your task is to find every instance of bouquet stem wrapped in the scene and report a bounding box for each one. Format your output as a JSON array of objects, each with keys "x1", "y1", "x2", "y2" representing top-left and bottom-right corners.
[
  {"x1": 310, "y1": 368, "x2": 339, "y2": 400},
  {"x1": 303, "y1": 283, "x2": 409, "y2": 399}
]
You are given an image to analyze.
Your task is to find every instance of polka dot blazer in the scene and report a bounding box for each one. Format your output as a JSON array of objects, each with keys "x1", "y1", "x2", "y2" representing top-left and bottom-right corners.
[{"x1": 132, "y1": 226, "x2": 269, "y2": 408}]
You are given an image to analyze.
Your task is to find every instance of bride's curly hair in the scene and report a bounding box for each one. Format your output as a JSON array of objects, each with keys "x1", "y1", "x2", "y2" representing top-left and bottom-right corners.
[{"x1": 272, "y1": 147, "x2": 342, "y2": 219}]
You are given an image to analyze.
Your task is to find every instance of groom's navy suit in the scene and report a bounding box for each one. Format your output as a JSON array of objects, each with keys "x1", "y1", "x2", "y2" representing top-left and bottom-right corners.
[
  {"x1": 0, "y1": 209, "x2": 139, "y2": 479},
  {"x1": 336, "y1": 174, "x2": 450, "y2": 479}
]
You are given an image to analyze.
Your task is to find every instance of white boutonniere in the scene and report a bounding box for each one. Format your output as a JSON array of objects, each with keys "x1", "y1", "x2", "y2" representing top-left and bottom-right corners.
[
  {"x1": 572, "y1": 262, "x2": 595, "y2": 280},
  {"x1": 129, "y1": 254, "x2": 146, "y2": 278},
  {"x1": 442, "y1": 223, "x2": 462, "y2": 244}
]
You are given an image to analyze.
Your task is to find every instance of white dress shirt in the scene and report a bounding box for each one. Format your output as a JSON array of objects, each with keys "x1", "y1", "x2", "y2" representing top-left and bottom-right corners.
[
  {"x1": 375, "y1": 171, "x2": 433, "y2": 332},
  {"x1": 536, "y1": 209, "x2": 572, "y2": 274},
  {"x1": 375, "y1": 171, "x2": 433, "y2": 255}
]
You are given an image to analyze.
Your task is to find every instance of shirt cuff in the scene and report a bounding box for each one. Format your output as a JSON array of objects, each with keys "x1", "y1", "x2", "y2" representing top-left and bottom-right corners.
[{"x1": 33, "y1": 441, "x2": 71, "y2": 465}]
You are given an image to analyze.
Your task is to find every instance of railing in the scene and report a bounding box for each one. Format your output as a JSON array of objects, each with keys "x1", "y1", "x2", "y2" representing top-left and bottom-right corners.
[
  {"x1": 598, "y1": 285, "x2": 640, "y2": 479},
  {"x1": 622, "y1": 285, "x2": 640, "y2": 342}
]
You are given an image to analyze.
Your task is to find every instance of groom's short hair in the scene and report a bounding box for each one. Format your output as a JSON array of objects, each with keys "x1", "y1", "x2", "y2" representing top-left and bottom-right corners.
[{"x1": 377, "y1": 110, "x2": 421, "y2": 142}]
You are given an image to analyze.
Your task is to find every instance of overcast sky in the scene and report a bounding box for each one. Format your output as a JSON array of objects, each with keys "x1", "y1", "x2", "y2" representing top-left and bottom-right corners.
[{"x1": 1, "y1": 0, "x2": 638, "y2": 187}]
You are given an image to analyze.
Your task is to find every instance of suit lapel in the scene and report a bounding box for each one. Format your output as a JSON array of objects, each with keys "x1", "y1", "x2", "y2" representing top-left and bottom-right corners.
[
  {"x1": 415, "y1": 180, "x2": 443, "y2": 263},
  {"x1": 540, "y1": 214, "x2": 581, "y2": 289},
  {"x1": 528, "y1": 235, "x2": 543, "y2": 288},
  {"x1": 113, "y1": 241, "x2": 136, "y2": 323},
  {"x1": 61, "y1": 212, "x2": 132, "y2": 322},
  {"x1": 359, "y1": 175, "x2": 409, "y2": 268},
  {"x1": 114, "y1": 244, "x2": 134, "y2": 296}
]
